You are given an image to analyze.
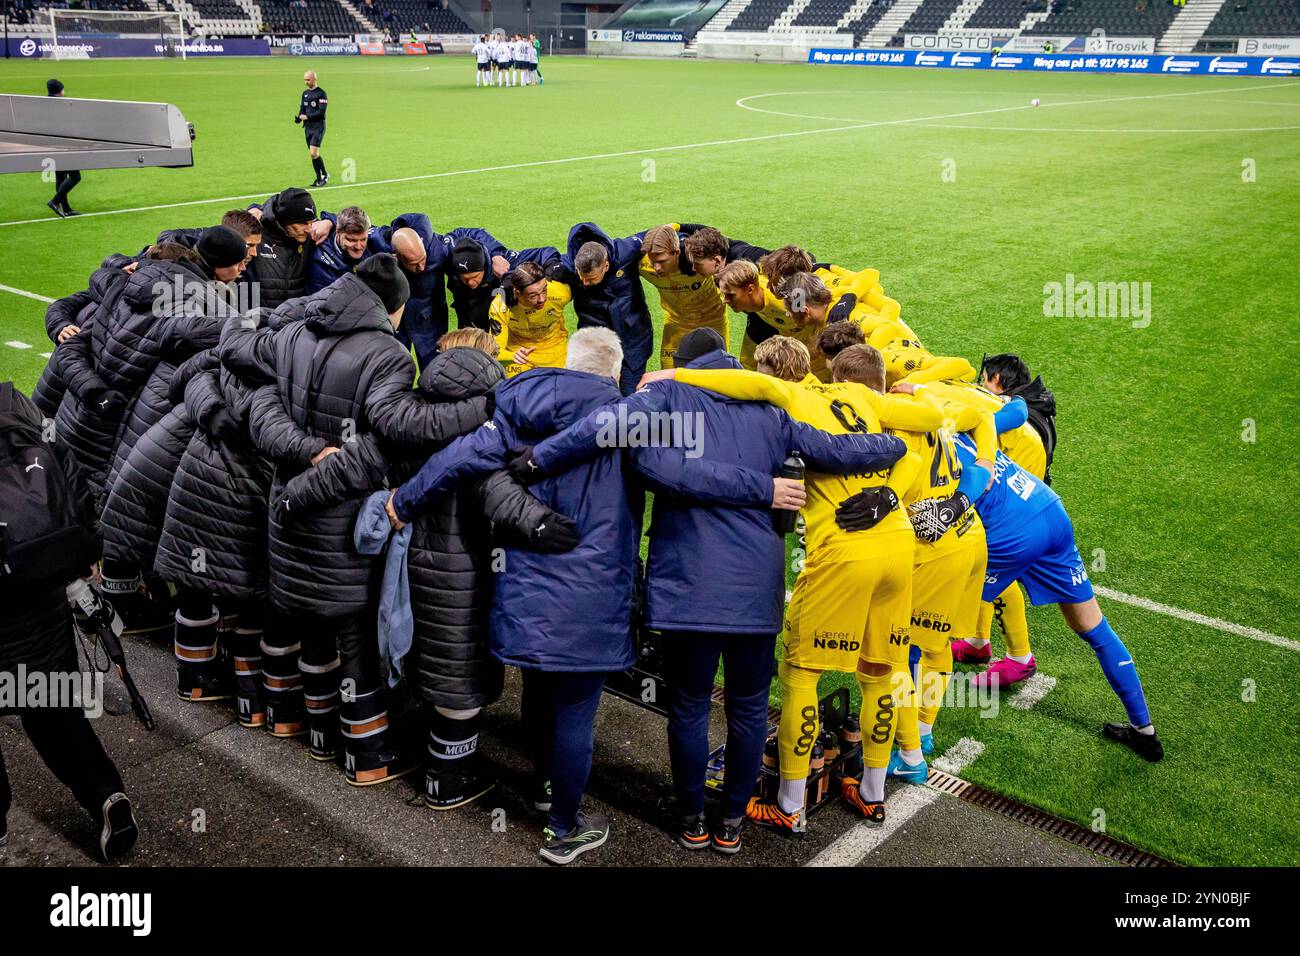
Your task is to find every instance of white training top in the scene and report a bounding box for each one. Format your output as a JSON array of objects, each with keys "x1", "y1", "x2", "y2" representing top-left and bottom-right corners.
[
  {"x1": 472, "y1": 41, "x2": 488, "y2": 63},
  {"x1": 494, "y1": 40, "x2": 511, "y2": 63}
]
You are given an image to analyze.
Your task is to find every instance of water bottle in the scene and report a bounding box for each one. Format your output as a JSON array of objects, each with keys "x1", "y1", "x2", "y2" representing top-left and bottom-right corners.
[{"x1": 772, "y1": 454, "x2": 805, "y2": 535}]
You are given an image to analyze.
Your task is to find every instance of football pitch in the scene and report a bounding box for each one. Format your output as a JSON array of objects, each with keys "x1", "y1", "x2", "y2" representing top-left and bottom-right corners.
[{"x1": 0, "y1": 54, "x2": 1296, "y2": 867}]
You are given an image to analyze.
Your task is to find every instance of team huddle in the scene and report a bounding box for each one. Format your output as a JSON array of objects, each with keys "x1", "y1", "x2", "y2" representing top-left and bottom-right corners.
[
  {"x1": 25, "y1": 186, "x2": 1163, "y2": 864},
  {"x1": 471, "y1": 34, "x2": 542, "y2": 87}
]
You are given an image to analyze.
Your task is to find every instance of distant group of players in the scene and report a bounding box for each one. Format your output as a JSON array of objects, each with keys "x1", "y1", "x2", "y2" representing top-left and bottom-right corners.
[{"x1": 471, "y1": 33, "x2": 542, "y2": 87}]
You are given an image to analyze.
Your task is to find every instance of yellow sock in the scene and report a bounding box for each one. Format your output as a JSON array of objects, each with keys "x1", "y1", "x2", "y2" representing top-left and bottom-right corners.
[
  {"x1": 917, "y1": 646, "x2": 954, "y2": 729},
  {"x1": 976, "y1": 601, "x2": 994, "y2": 643},
  {"x1": 857, "y1": 665, "x2": 911, "y2": 770},
  {"x1": 996, "y1": 584, "x2": 1032, "y2": 658},
  {"x1": 776, "y1": 661, "x2": 822, "y2": 783}
]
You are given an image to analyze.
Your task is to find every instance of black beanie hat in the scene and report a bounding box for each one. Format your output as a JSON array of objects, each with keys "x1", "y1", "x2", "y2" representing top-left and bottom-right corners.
[
  {"x1": 450, "y1": 238, "x2": 488, "y2": 276},
  {"x1": 197, "y1": 225, "x2": 247, "y2": 270},
  {"x1": 675, "y1": 327, "x2": 727, "y2": 366},
  {"x1": 47, "y1": 78, "x2": 64, "y2": 96},
  {"x1": 355, "y1": 254, "x2": 410, "y2": 314},
  {"x1": 275, "y1": 187, "x2": 316, "y2": 225}
]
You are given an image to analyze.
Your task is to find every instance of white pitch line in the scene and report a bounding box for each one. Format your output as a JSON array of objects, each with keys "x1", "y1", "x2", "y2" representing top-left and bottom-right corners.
[
  {"x1": 0, "y1": 282, "x2": 54, "y2": 303},
  {"x1": 1007, "y1": 674, "x2": 1058, "y2": 711},
  {"x1": 933, "y1": 737, "x2": 986, "y2": 774},
  {"x1": 1095, "y1": 585, "x2": 1300, "y2": 653},
  {"x1": 3, "y1": 79, "x2": 1291, "y2": 230},
  {"x1": 5, "y1": 341, "x2": 33, "y2": 349},
  {"x1": 806, "y1": 735, "x2": 984, "y2": 867}
]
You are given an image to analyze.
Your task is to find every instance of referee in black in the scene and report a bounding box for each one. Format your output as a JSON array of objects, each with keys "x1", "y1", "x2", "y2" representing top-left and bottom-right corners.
[{"x1": 296, "y1": 70, "x2": 329, "y2": 188}]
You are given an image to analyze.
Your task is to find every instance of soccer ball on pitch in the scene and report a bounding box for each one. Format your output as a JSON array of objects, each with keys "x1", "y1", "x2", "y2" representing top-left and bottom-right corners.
[{"x1": 1031, "y1": 98, "x2": 1041, "y2": 107}]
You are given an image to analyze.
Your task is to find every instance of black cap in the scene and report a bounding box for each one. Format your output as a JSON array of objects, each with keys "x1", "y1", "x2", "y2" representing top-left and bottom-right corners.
[
  {"x1": 450, "y1": 239, "x2": 488, "y2": 276},
  {"x1": 197, "y1": 225, "x2": 247, "y2": 270},
  {"x1": 47, "y1": 78, "x2": 64, "y2": 96},
  {"x1": 355, "y1": 254, "x2": 410, "y2": 314},
  {"x1": 274, "y1": 187, "x2": 316, "y2": 226},
  {"x1": 674, "y1": 327, "x2": 727, "y2": 366}
]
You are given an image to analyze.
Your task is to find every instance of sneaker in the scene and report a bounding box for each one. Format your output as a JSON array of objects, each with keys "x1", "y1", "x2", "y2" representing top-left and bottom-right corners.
[
  {"x1": 886, "y1": 750, "x2": 929, "y2": 785},
  {"x1": 539, "y1": 811, "x2": 609, "y2": 865},
  {"x1": 711, "y1": 819, "x2": 743, "y2": 855},
  {"x1": 425, "y1": 762, "x2": 496, "y2": 810},
  {"x1": 99, "y1": 793, "x2": 139, "y2": 862},
  {"x1": 950, "y1": 638, "x2": 992, "y2": 664},
  {"x1": 63, "y1": 207, "x2": 82, "y2": 217},
  {"x1": 969, "y1": 655, "x2": 1037, "y2": 690},
  {"x1": 744, "y1": 797, "x2": 805, "y2": 836},
  {"x1": 920, "y1": 733, "x2": 934, "y2": 756},
  {"x1": 47, "y1": 199, "x2": 69, "y2": 219},
  {"x1": 533, "y1": 778, "x2": 553, "y2": 812},
  {"x1": 677, "y1": 814, "x2": 709, "y2": 851},
  {"x1": 1103, "y1": 723, "x2": 1164, "y2": 763},
  {"x1": 839, "y1": 777, "x2": 885, "y2": 826}
]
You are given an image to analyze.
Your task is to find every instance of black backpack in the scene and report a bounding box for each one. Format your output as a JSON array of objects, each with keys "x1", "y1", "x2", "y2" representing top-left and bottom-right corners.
[
  {"x1": 1013, "y1": 376, "x2": 1058, "y2": 485},
  {"x1": 0, "y1": 382, "x2": 99, "y2": 582}
]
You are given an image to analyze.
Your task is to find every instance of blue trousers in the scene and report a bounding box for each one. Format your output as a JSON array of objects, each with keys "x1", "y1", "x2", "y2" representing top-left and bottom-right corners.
[
  {"x1": 520, "y1": 669, "x2": 609, "y2": 835},
  {"x1": 661, "y1": 631, "x2": 775, "y2": 821}
]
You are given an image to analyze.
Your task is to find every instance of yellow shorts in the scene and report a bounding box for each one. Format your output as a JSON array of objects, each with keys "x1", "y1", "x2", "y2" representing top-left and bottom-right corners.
[
  {"x1": 502, "y1": 335, "x2": 567, "y2": 378},
  {"x1": 660, "y1": 314, "x2": 728, "y2": 370},
  {"x1": 782, "y1": 543, "x2": 914, "y2": 672},
  {"x1": 910, "y1": 533, "x2": 987, "y2": 653}
]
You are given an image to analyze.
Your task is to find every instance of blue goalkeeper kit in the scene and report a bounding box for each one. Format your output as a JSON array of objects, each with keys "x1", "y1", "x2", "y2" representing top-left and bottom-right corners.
[{"x1": 953, "y1": 435, "x2": 1152, "y2": 727}]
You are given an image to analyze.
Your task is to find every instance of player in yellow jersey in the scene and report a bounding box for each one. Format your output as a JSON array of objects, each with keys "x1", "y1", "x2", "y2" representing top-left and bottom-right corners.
[
  {"x1": 867, "y1": 320, "x2": 978, "y2": 388},
  {"x1": 716, "y1": 259, "x2": 869, "y2": 380},
  {"x1": 641, "y1": 336, "x2": 946, "y2": 831},
  {"x1": 637, "y1": 224, "x2": 728, "y2": 370},
  {"x1": 779, "y1": 272, "x2": 907, "y2": 381},
  {"x1": 891, "y1": 374, "x2": 1047, "y2": 690},
  {"x1": 490, "y1": 261, "x2": 571, "y2": 378}
]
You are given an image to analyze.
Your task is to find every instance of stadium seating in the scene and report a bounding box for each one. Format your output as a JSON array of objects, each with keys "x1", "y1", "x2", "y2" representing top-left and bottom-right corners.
[
  {"x1": 965, "y1": 0, "x2": 1044, "y2": 29},
  {"x1": 360, "y1": 0, "x2": 472, "y2": 33},
  {"x1": 844, "y1": 0, "x2": 900, "y2": 44},
  {"x1": 791, "y1": 0, "x2": 858, "y2": 27},
  {"x1": 727, "y1": 0, "x2": 791, "y2": 31},
  {"x1": 257, "y1": 0, "x2": 366, "y2": 35},
  {"x1": 900, "y1": 0, "x2": 964, "y2": 32},
  {"x1": 1021, "y1": 0, "x2": 1178, "y2": 36},
  {"x1": 1204, "y1": 0, "x2": 1300, "y2": 37}
]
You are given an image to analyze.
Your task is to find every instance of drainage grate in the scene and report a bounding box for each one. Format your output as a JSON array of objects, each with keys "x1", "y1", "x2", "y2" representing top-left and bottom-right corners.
[{"x1": 925, "y1": 768, "x2": 1175, "y2": 867}]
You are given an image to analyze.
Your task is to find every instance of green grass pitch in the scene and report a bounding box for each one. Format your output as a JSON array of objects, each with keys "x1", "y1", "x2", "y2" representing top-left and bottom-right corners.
[{"x1": 0, "y1": 54, "x2": 1297, "y2": 866}]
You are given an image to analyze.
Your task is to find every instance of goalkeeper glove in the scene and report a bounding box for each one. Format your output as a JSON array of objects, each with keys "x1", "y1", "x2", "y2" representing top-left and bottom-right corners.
[
  {"x1": 834, "y1": 486, "x2": 899, "y2": 533},
  {"x1": 907, "y1": 491, "x2": 971, "y2": 544}
]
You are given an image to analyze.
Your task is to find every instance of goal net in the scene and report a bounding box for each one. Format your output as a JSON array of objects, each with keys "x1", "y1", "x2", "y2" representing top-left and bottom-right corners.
[{"x1": 48, "y1": 9, "x2": 189, "y2": 60}]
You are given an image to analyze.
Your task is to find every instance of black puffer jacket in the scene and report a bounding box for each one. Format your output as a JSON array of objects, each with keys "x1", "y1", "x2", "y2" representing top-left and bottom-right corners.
[
  {"x1": 228, "y1": 274, "x2": 489, "y2": 617},
  {"x1": 98, "y1": 350, "x2": 210, "y2": 570},
  {"x1": 154, "y1": 347, "x2": 274, "y2": 599},
  {"x1": 31, "y1": 265, "x2": 120, "y2": 418},
  {"x1": 104, "y1": 272, "x2": 230, "y2": 494},
  {"x1": 49, "y1": 266, "x2": 136, "y2": 493},
  {"x1": 251, "y1": 193, "x2": 312, "y2": 309},
  {"x1": 279, "y1": 347, "x2": 571, "y2": 710},
  {"x1": 0, "y1": 388, "x2": 98, "y2": 684}
]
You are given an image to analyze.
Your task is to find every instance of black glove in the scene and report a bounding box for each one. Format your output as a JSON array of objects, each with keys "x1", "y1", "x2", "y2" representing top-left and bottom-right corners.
[
  {"x1": 834, "y1": 486, "x2": 899, "y2": 533},
  {"x1": 529, "y1": 513, "x2": 579, "y2": 553},
  {"x1": 907, "y1": 491, "x2": 971, "y2": 544},
  {"x1": 544, "y1": 260, "x2": 573, "y2": 284},
  {"x1": 483, "y1": 386, "x2": 497, "y2": 422},
  {"x1": 827, "y1": 294, "x2": 857, "y2": 324},
  {"x1": 203, "y1": 406, "x2": 243, "y2": 443},
  {"x1": 507, "y1": 446, "x2": 541, "y2": 484}
]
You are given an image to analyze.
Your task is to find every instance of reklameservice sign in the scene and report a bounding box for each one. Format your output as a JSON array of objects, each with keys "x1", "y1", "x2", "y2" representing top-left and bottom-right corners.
[{"x1": 807, "y1": 47, "x2": 1300, "y2": 77}]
